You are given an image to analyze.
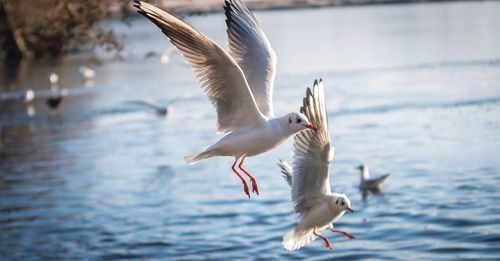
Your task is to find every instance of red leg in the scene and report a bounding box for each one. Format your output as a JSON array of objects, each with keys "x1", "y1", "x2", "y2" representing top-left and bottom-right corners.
[
  {"x1": 328, "y1": 226, "x2": 356, "y2": 240},
  {"x1": 232, "y1": 158, "x2": 250, "y2": 198},
  {"x1": 238, "y1": 156, "x2": 259, "y2": 195},
  {"x1": 313, "y1": 228, "x2": 333, "y2": 250}
]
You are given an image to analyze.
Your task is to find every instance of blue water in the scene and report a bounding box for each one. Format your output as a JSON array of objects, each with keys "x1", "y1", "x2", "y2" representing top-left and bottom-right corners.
[{"x1": 1, "y1": 1, "x2": 500, "y2": 260}]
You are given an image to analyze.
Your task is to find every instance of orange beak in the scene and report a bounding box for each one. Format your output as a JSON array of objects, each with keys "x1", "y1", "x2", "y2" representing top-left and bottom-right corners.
[
  {"x1": 305, "y1": 124, "x2": 318, "y2": 131},
  {"x1": 347, "y1": 207, "x2": 354, "y2": 213}
]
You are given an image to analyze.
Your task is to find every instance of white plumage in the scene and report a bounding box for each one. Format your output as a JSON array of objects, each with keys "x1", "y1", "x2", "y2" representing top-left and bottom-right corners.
[
  {"x1": 134, "y1": 0, "x2": 317, "y2": 198},
  {"x1": 278, "y1": 80, "x2": 355, "y2": 251}
]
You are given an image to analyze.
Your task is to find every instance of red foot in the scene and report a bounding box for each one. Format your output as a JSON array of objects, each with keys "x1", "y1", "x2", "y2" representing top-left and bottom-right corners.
[
  {"x1": 232, "y1": 158, "x2": 251, "y2": 199},
  {"x1": 324, "y1": 239, "x2": 333, "y2": 250},
  {"x1": 250, "y1": 178, "x2": 259, "y2": 195},
  {"x1": 238, "y1": 157, "x2": 259, "y2": 196},
  {"x1": 329, "y1": 227, "x2": 356, "y2": 240},
  {"x1": 242, "y1": 181, "x2": 250, "y2": 198}
]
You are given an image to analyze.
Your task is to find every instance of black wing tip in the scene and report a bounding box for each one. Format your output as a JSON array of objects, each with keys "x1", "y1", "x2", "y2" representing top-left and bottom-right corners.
[
  {"x1": 133, "y1": 0, "x2": 142, "y2": 9},
  {"x1": 224, "y1": 0, "x2": 235, "y2": 25}
]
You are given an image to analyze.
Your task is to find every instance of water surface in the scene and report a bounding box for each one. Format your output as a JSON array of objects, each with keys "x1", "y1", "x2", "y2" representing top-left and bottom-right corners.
[{"x1": 1, "y1": 1, "x2": 500, "y2": 260}]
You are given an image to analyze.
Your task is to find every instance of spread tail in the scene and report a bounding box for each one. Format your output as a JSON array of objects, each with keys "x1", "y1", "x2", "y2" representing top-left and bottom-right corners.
[
  {"x1": 282, "y1": 227, "x2": 315, "y2": 251},
  {"x1": 183, "y1": 150, "x2": 213, "y2": 164},
  {"x1": 277, "y1": 159, "x2": 293, "y2": 187}
]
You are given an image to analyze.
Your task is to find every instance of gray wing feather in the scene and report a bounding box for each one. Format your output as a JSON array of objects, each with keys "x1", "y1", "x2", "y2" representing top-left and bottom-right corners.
[
  {"x1": 224, "y1": 0, "x2": 277, "y2": 118},
  {"x1": 292, "y1": 79, "x2": 334, "y2": 215},
  {"x1": 135, "y1": 1, "x2": 265, "y2": 132}
]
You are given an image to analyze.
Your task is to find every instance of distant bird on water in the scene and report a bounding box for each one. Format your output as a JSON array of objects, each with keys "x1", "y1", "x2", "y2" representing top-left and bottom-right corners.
[
  {"x1": 46, "y1": 72, "x2": 63, "y2": 109},
  {"x1": 22, "y1": 89, "x2": 35, "y2": 104},
  {"x1": 79, "y1": 66, "x2": 96, "y2": 81},
  {"x1": 278, "y1": 80, "x2": 355, "y2": 251},
  {"x1": 134, "y1": 0, "x2": 317, "y2": 198},
  {"x1": 356, "y1": 165, "x2": 390, "y2": 191},
  {"x1": 49, "y1": 73, "x2": 59, "y2": 87}
]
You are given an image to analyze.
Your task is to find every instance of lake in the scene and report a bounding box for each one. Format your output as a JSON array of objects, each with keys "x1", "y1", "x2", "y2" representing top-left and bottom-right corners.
[{"x1": 1, "y1": 1, "x2": 499, "y2": 260}]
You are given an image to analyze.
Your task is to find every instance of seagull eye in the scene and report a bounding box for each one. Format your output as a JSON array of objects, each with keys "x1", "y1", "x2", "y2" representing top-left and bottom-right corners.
[
  {"x1": 288, "y1": 117, "x2": 292, "y2": 124},
  {"x1": 336, "y1": 199, "x2": 339, "y2": 205},
  {"x1": 342, "y1": 201, "x2": 345, "y2": 206},
  {"x1": 296, "y1": 118, "x2": 302, "y2": 124}
]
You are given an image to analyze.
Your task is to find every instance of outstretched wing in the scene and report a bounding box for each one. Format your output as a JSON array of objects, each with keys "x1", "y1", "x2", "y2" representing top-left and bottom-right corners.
[
  {"x1": 135, "y1": 1, "x2": 266, "y2": 132},
  {"x1": 292, "y1": 79, "x2": 333, "y2": 215},
  {"x1": 224, "y1": 0, "x2": 277, "y2": 118}
]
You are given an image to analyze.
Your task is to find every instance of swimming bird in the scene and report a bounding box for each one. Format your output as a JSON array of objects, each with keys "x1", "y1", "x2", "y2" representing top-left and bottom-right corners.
[
  {"x1": 49, "y1": 73, "x2": 59, "y2": 88},
  {"x1": 79, "y1": 66, "x2": 95, "y2": 81},
  {"x1": 134, "y1": 0, "x2": 317, "y2": 198},
  {"x1": 356, "y1": 165, "x2": 390, "y2": 191},
  {"x1": 22, "y1": 89, "x2": 35, "y2": 104},
  {"x1": 278, "y1": 80, "x2": 355, "y2": 251},
  {"x1": 46, "y1": 72, "x2": 63, "y2": 109}
]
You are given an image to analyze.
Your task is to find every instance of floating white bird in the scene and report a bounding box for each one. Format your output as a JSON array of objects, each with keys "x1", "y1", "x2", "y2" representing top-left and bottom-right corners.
[
  {"x1": 46, "y1": 72, "x2": 64, "y2": 110},
  {"x1": 278, "y1": 80, "x2": 355, "y2": 251},
  {"x1": 49, "y1": 73, "x2": 59, "y2": 88},
  {"x1": 134, "y1": 0, "x2": 317, "y2": 198},
  {"x1": 23, "y1": 89, "x2": 35, "y2": 103},
  {"x1": 79, "y1": 66, "x2": 96, "y2": 80},
  {"x1": 356, "y1": 165, "x2": 390, "y2": 191}
]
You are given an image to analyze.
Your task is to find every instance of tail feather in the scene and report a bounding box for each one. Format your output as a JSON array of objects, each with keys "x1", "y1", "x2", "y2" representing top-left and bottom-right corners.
[
  {"x1": 282, "y1": 228, "x2": 315, "y2": 251},
  {"x1": 374, "y1": 173, "x2": 390, "y2": 185},
  {"x1": 183, "y1": 150, "x2": 212, "y2": 164},
  {"x1": 277, "y1": 160, "x2": 293, "y2": 187}
]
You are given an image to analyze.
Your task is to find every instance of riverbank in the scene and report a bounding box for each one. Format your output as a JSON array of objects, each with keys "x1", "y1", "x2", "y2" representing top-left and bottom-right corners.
[{"x1": 151, "y1": 0, "x2": 479, "y2": 14}]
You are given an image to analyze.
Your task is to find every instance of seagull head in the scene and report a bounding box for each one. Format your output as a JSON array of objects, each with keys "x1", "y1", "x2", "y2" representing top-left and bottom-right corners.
[
  {"x1": 331, "y1": 194, "x2": 354, "y2": 213},
  {"x1": 286, "y1": 112, "x2": 317, "y2": 133},
  {"x1": 355, "y1": 165, "x2": 364, "y2": 171}
]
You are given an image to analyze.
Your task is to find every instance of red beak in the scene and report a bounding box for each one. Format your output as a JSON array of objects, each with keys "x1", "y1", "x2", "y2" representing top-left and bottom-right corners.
[
  {"x1": 305, "y1": 124, "x2": 318, "y2": 131},
  {"x1": 347, "y1": 207, "x2": 354, "y2": 213}
]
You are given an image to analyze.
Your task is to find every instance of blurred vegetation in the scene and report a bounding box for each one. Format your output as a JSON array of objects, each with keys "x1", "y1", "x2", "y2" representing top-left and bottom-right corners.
[{"x1": 0, "y1": 0, "x2": 129, "y2": 60}]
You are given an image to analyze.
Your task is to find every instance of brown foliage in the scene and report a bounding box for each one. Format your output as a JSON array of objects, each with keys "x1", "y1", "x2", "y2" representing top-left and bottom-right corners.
[{"x1": 0, "y1": 0, "x2": 129, "y2": 59}]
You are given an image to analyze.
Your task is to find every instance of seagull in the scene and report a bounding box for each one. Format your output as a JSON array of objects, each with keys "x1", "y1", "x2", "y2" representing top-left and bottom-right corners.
[
  {"x1": 356, "y1": 165, "x2": 390, "y2": 191},
  {"x1": 49, "y1": 73, "x2": 59, "y2": 88},
  {"x1": 134, "y1": 0, "x2": 317, "y2": 198},
  {"x1": 22, "y1": 89, "x2": 35, "y2": 104},
  {"x1": 46, "y1": 73, "x2": 63, "y2": 109},
  {"x1": 278, "y1": 80, "x2": 355, "y2": 251},
  {"x1": 79, "y1": 66, "x2": 96, "y2": 80}
]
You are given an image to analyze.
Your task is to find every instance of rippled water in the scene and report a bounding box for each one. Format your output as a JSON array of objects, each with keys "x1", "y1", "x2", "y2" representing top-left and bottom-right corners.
[{"x1": 1, "y1": 1, "x2": 500, "y2": 260}]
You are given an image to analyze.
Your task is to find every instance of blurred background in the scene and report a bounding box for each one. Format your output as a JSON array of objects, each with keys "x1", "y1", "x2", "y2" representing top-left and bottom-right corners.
[{"x1": 1, "y1": 0, "x2": 499, "y2": 260}]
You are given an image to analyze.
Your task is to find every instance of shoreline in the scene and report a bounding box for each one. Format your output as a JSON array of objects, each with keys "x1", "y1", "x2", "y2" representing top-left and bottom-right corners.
[{"x1": 142, "y1": 0, "x2": 489, "y2": 15}]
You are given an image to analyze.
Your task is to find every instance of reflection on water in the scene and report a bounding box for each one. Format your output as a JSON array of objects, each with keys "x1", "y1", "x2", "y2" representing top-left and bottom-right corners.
[{"x1": 1, "y1": 1, "x2": 500, "y2": 260}]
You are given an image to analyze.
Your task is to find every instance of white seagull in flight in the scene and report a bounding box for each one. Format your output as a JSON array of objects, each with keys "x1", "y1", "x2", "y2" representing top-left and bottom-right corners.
[
  {"x1": 278, "y1": 80, "x2": 355, "y2": 251},
  {"x1": 134, "y1": 0, "x2": 317, "y2": 198}
]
